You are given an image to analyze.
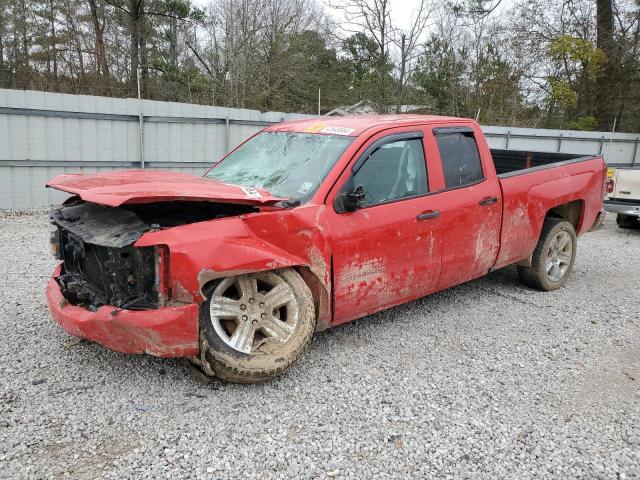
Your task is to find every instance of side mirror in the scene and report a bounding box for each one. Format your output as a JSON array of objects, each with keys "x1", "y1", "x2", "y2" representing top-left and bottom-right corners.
[{"x1": 341, "y1": 185, "x2": 366, "y2": 212}]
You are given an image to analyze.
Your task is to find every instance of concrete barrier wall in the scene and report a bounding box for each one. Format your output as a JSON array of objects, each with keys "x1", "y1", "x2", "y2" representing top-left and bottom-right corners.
[
  {"x1": 0, "y1": 89, "x2": 315, "y2": 208},
  {"x1": 483, "y1": 125, "x2": 639, "y2": 166}
]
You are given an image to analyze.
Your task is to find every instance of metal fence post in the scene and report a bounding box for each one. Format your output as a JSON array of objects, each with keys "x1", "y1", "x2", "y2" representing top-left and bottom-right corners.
[
  {"x1": 598, "y1": 136, "x2": 604, "y2": 155},
  {"x1": 225, "y1": 117, "x2": 230, "y2": 153},
  {"x1": 137, "y1": 64, "x2": 145, "y2": 169},
  {"x1": 557, "y1": 133, "x2": 563, "y2": 152},
  {"x1": 505, "y1": 131, "x2": 511, "y2": 149},
  {"x1": 633, "y1": 137, "x2": 639, "y2": 166},
  {"x1": 139, "y1": 113, "x2": 145, "y2": 169}
]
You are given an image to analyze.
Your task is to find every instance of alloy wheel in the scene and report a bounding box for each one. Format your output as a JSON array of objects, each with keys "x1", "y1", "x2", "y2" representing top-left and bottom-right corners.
[
  {"x1": 545, "y1": 230, "x2": 573, "y2": 282},
  {"x1": 208, "y1": 273, "x2": 299, "y2": 354}
]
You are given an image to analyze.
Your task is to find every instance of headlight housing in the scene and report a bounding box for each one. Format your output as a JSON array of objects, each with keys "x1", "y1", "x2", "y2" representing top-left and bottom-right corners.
[{"x1": 49, "y1": 223, "x2": 62, "y2": 259}]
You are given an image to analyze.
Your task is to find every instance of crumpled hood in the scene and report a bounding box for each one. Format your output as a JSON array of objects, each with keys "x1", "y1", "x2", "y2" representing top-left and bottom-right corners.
[{"x1": 46, "y1": 170, "x2": 284, "y2": 207}]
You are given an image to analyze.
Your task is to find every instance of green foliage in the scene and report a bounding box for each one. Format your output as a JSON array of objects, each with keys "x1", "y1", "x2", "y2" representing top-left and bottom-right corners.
[
  {"x1": 568, "y1": 116, "x2": 597, "y2": 131},
  {"x1": 343, "y1": 33, "x2": 379, "y2": 86},
  {"x1": 272, "y1": 30, "x2": 354, "y2": 113},
  {"x1": 342, "y1": 33, "x2": 394, "y2": 109},
  {"x1": 413, "y1": 37, "x2": 466, "y2": 115},
  {"x1": 412, "y1": 35, "x2": 523, "y2": 123},
  {"x1": 161, "y1": 0, "x2": 191, "y2": 18},
  {"x1": 549, "y1": 79, "x2": 578, "y2": 108},
  {"x1": 0, "y1": 0, "x2": 637, "y2": 132},
  {"x1": 549, "y1": 35, "x2": 605, "y2": 77}
]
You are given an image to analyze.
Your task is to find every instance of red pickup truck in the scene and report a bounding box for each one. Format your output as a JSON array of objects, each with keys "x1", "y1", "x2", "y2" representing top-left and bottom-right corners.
[{"x1": 46, "y1": 115, "x2": 607, "y2": 383}]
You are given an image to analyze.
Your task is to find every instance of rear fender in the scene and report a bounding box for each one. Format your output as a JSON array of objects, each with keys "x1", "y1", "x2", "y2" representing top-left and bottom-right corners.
[
  {"x1": 527, "y1": 172, "x2": 591, "y2": 238},
  {"x1": 514, "y1": 200, "x2": 583, "y2": 268},
  {"x1": 497, "y1": 170, "x2": 596, "y2": 268}
]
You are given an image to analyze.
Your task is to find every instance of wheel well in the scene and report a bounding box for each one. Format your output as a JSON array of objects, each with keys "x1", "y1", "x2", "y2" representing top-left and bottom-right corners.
[
  {"x1": 293, "y1": 266, "x2": 331, "y2": 331},
  {"x1": 517, "y1": 200, "x2": 585, "y2": 269},
  {"x1": 546, "y1": 200, "x2": 584, "y2": 231}
]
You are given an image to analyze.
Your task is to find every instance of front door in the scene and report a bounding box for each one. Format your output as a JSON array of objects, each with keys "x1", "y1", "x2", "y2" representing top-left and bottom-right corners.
[{"x1": 328, "y1": 129, "x2": 443, "y2": 325}]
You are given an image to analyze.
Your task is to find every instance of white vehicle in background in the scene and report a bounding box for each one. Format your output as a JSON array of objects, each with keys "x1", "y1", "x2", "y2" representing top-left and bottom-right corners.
[{"x1": 605, "y1": 167, "x2": 640, "y2": 229}]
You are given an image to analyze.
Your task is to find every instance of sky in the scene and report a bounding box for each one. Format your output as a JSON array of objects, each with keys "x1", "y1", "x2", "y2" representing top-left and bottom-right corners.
[
  {"x1": 190, "y1": 0, "x2": 515, "y2": 38},
  {"x1": 325, "y1": 0, "x2": 432, "y2": 31},
  {"x1": 190, "y1": 0, "x2": 438, "y2": 31}
]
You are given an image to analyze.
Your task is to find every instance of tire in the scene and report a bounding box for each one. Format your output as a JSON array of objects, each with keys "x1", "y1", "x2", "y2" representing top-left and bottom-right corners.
[
  {"x1": 517, "y1": 217, "x2": 577, "y2": 291},
  {"x1": 616, "y1": 214, "x2": 640, "y2": 229},
  {"x1": 197, "y1": 268, "x2": 316, "y2": 383}
]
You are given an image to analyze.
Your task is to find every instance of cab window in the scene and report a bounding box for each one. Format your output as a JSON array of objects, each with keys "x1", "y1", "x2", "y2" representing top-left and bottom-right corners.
[
  {"x1": 435, "y1": 131, "x2": 484, "y2": 188},
  {"x1": 352, "y1": 138, "x2": 428, "y2": 207}
]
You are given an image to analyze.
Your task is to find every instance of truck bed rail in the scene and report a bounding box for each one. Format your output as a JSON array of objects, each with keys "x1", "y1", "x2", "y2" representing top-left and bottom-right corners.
[{"x1": 492, "y1": 149, "x2": 598, "y2": 178}]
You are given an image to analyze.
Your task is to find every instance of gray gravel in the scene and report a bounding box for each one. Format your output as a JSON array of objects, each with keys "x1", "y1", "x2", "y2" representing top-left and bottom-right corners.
[{"x1": 0, "y1": 211, "x2": 639, "y2": 480}]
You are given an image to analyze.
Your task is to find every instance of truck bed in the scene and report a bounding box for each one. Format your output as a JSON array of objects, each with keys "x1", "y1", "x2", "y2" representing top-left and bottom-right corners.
[
  {"x1": 492, "y1": 151, "x2": 606, "y2": 271},
  {"x1": 491, "y1": 149, "x2": 592, "y2": 177}
]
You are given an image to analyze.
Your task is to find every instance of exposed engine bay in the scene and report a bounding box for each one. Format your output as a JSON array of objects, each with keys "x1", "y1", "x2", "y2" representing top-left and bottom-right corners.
[{"x1": 50, "y1": 198, "x2": 256, "y2": 311}]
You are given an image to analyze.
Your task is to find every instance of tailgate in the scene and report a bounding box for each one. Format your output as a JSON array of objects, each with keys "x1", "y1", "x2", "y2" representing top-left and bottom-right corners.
[{"x1": 612, "y1": 168, "x2": 640, "y2": 200}]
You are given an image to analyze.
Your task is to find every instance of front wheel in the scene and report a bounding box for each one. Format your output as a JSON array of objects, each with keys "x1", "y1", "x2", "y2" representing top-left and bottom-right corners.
[
  {"x1": 197, "y1": 268, "x2": 316, "y2": 383},
  {"x1": 517, "y1": 217, "x2": 577, "y2": 291}
]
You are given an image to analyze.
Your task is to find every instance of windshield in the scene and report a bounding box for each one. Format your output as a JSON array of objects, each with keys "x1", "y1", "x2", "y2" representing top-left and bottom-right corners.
[{"x1": 205, "y1": 131, "x2": 353, "y2": 200}]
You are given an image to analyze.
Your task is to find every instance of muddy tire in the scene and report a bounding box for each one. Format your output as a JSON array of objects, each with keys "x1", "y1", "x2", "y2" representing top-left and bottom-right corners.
[
  {"x1": 517, "y1": 217, "x2": 577, "y2": 292},
  {"x1": 198, "y1": 268, "x2": 316, "y2": 383},
  {"x1": 616, "y1": 214, "x2": 640, "y2": 229}
]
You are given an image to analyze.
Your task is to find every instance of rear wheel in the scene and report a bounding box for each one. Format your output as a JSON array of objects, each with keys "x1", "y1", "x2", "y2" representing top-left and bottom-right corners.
[
  {"x1": 616, "y1": 214, "x2": 640, "y2": 229},
  {"x1": 517, "y1": 217, "x2": 577, "y2": 291},
  {"x1": 197, "y1": 269, "x2": 316, "y2": 383}
]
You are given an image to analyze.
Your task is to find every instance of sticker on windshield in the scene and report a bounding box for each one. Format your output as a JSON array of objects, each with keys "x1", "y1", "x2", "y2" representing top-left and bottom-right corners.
[
  {"x1": 240, "y1": 186, "x2": 262, "y2": 198},
  {"x1": 320, "y1": 126, "x2": 355, "y2": 136},
  {"x1": 297, "y1": 182, "x2": 314, "y2": 194}
]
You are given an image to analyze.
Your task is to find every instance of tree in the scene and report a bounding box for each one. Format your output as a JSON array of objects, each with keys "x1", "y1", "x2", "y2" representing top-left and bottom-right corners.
[
  {"x1": 332, "y1": 0, "x2": 393, "y2": 112},
  {"x1": 595, "y1": 0, "x2": 615, "y2": 130},
  {"x1": 413, "y1": 36, "x2": 466, "y2": 115},
  {"x1": 103, "y1": 0, "x2": 192, "y2": 97},
  {"x1": 342, "y1": 32, "x2": 386, "y2": 104},
  {"x1": 392, "y1": 0, "x2": 436, "y2": 113},
  {"x1": 0, "y1": 0, "x2": 637, "y2": 132},
  {"x1": 88, "y1": 0, "x2": 110, "y2": 79},
  {"x1": 282, "y1": 29, "x2": 352, "y2": 112}
]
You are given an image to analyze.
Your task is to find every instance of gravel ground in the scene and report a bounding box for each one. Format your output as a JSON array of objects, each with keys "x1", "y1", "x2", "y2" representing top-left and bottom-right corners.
[{"x1": 0, "y1": 211, "x2": 639, "y2": 480}]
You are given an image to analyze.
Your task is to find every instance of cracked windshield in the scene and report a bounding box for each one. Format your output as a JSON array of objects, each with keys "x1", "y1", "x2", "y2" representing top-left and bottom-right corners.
[{"x1": 205, "y1": 131, "x2": 353, "y2": 200}]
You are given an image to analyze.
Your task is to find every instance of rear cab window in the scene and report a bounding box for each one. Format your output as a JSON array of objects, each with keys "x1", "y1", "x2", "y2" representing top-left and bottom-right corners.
[{"x1": 434, "y1": 128, "x2": 484, "y2": 188}]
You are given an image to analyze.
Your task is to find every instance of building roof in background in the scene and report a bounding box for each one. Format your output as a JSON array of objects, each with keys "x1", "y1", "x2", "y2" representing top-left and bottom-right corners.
[{"x1": 325, "y1": 100, "x2": 431, "y2": 116}]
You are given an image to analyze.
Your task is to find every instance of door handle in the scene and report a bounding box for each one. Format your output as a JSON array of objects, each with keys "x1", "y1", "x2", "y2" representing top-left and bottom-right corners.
[
  {"x1": 479, "y1": 196, "x2": 498, "y2": 206},
  {"x1": 417, "y1": 210, "x2": 440, "y2": 220}
]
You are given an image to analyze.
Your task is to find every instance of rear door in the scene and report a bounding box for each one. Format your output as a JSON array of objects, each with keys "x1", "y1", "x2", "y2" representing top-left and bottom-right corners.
[{"x1": 426, "y1": 125, "x2": 502, "y2": 288}]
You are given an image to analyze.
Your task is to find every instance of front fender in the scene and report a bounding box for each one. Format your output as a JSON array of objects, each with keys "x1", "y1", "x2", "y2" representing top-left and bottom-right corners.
[
  {"x1": 134, "y1": 207, "x2": 330, "y2": 309},
  {"x1": 193, "y1": 237, "x2": 308, "y2": 298}
]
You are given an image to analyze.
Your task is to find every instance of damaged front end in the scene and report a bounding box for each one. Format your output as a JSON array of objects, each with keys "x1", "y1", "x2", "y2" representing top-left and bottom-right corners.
[
  {"x1": 52, "y1": 202, "x2": 159, "y2": 310},
  {"x1": 50, "y1": 199, "x2": 255, "y2": 311}
]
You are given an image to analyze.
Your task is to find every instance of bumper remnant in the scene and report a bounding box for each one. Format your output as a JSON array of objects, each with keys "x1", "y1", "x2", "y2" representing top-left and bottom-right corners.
[{"x1": 46, "y1": 266, "x2": 199, "y2": 357}]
